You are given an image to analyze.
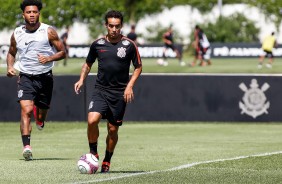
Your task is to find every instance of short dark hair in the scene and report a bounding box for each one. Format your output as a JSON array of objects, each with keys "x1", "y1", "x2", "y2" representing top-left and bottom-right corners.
[
  {"x1": 105, "y1": 10, "x2": 123, "y2": 25},
  {"x1": 20, "y1": 0, "x2": 42, "y2": 12}
]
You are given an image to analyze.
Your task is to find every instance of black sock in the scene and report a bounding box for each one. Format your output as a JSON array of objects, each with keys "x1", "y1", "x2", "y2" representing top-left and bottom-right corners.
[
  {"x1": 89, "y1": 142, "x2": 97, "y2": 155},
  {"x1": 103, "y1": 150, "x2": 113, "y2": 162},
  {"x1": 22, "y1": 135, "x2": 30, "y2": 146}
]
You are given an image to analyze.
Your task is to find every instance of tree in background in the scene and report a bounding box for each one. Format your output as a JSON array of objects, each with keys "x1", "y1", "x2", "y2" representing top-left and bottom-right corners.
[
  {"x1": 0, "y1": 0, "x2": 281, "y2": 41},
  {"x1": 201, "y1": 13, "x2": 260, "y2": 43},
  {"x1": 141, "y1": 23, "x2": 181, "y2": 44}
]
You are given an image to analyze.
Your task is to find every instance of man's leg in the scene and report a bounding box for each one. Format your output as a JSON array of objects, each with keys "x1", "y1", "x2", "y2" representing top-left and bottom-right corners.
[
  {"x1": 101, "y1": 122, "x2": 119, "y2": 173},
  {"x1": 88, "y1": 112, "x2": 102, "y2": 159},
  {"x1": 20, "y1": 100, "x2": 33, "y2": 161},
  {"x1": 33, "y1": 106, "x2": 48, "y2": 130},
  {"x1": 174, "y1": 49, "x2": 185, "y2": 66},
  {"x1": 258, "y1": 52, "x2": 266, "y2": 69},
  {"x1": 266, "y1": 56, "x2": 273, "y2": 68}
]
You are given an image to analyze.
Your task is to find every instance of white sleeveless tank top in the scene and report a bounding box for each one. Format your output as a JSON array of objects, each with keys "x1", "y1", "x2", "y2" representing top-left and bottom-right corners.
[{"x1": 14, "y1": 23, "x2": 56, "y2": 75}]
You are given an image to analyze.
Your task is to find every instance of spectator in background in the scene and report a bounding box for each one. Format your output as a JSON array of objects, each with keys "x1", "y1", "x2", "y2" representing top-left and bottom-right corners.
[
  {"x1": 190, "y1": 25, "x2": 211, "y2": 66},
  {"x1": 127, "y1": 24, "x2": 138, "y2": 45},
  {"x1": 258, "y1": 32, "x2": 277, "y2": 69},
  {"x1": 162, "y1": 26, "x2": 185, "y2": 66},
  {"x1": 60, "y1": 26, "x2": 70, "y2": 66}
]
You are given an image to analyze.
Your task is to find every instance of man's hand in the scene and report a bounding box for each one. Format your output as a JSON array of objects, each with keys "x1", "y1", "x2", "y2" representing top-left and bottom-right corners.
[
  {"x1": 74, "y1": 80, "x2": 83, "y2": 95},
  {"x1": 124, "y1": 86, "x2": 134, "y2": 103},
  {"x1": 37, "y1": 54, "x2": 49, "y2": 64},
  {"x1": 7, "y1": 67, "x2": 17, "y2": 77}
]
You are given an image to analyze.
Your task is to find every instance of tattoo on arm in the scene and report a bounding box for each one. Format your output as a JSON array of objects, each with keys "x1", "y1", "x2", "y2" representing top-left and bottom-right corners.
[{"x1": 47, "y1": 27, "x2": 66, "y2": 61}]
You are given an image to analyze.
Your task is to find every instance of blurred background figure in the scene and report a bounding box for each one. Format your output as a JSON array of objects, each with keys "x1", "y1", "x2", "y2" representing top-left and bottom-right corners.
[
  {"x1": 190, "y1": 25, "x2": 211, "y2": 67},
  {"x1": 258, "y1": 32, "x2": 277, "y2": 69},
  {"x1": 127, "y1": 24, "x2": 138, "y2": 45},
  {"x1": 189, "y1": 40, "x2": 199, "y2": 67},
  {"x1": 60, "y1": 26, "x2": 70, "y2": 66},
  {"x1": 162, "y1": 26, "x2": 185, "y2": 66}
]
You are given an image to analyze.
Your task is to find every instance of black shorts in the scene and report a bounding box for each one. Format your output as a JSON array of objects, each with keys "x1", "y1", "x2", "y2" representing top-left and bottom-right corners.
[
  {"x1": 17, "y1": 70, "x2": 53, "y2": 109},
  {"x1": 88, "y1": 88, "x2": 126, "y2": 126},
  {"x1": 165, "y1": 43, "x2": 175, "y2": 51},
  {"x1": 263, "y1": 50, "x2": 273, "y2": 58}
]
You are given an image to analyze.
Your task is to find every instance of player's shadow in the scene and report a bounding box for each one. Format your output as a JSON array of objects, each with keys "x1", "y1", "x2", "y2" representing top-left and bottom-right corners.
[
  {"x1": 20, "y1": 158, "x2": 72, "y2": 161},
  {"x1": 105, "y1": 171, "x2": 146, "y2": 174}
]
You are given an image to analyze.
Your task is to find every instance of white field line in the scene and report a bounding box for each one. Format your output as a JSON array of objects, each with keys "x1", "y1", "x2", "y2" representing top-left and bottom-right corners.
[{"x1": 72, "y1": 151, "x2": 282, "y2": 184}]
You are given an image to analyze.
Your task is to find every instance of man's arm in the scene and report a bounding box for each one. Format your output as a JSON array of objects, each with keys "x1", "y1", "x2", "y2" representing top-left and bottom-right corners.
[
  {"x1": 124, "y1": 64, "x2": 142, "y2": 103},
  {"x1": 74, "y1": 62, "x2": 93, "y2": 94},
  {"x1": 37, "y1": 27, "x2": 66, "y2": 64},
  {"x1": 6, "y1": 33, "x2": 17, "y2": 77}
]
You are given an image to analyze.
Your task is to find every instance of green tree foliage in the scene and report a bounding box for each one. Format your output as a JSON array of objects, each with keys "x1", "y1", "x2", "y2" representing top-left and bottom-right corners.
[
  {"x1": 143, "y1": 23, "x2": 181, "y2": 43},
  {"x1": 1, "y1": 0, "x2": 22, "y2": 29},
  {"x1": 200, "y1": 13, "x2": 260, "y2": 43},
  {"x1": 0, "y1": 0, "x2": 281, "y2": 41}
]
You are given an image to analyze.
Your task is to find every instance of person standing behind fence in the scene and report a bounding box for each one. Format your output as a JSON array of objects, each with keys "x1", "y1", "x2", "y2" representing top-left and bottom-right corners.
[
  {"x1": 74, "y1": 10, "x2": 142, "y2": 173},
  {"x1": 60, "y1": 26, "x2": 70, "y2": 66},
  {"x1": 6, "y1": 0, "x2": 66, "y2": 161},
  {"x1": 127, "y1": 24, "x2": 138, "y2": 45},
  {"x1": 258, "y1": 32, "x2": 277, "y2": 69},
  {"x1": 162, "y1": 26, "x2": 185, "y2": 66}
]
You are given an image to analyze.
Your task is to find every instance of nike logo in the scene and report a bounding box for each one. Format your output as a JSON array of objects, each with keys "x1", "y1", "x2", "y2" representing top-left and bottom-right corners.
[
  {"x1": 25, "y1": 41, "x2": 33, "y2": 45},
  {"x1": 99, "y1": 49, "x2": 108, "y2": 52}
]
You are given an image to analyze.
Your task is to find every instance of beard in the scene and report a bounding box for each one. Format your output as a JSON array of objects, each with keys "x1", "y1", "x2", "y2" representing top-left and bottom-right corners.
[{"x1": 25, "y1": 18, "x2": 39, "y2": 27}]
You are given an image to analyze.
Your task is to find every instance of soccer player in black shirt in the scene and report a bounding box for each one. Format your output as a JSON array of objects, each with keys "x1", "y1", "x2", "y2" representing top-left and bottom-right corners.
[
  {"x1": 162, "y1": 26, "x2": 185, "y2": 66},
  {"x1": 127, "y1": 24, "x2": 138, "y2": 45},
  {"x1": 74, "y1": 10, "x2": 142, "y2": 173}
]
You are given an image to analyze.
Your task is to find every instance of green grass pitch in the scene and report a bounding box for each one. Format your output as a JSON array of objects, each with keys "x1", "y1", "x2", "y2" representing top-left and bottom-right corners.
[
  {"x1": 2, "y1": 57, "x2": 282, "y2": 75},
  {"x1": 1, "y1": 56, "x2": 282, "y2": 183},
  {"x1": 1, "y1": 122, "x2": 282, "y2": 184}
]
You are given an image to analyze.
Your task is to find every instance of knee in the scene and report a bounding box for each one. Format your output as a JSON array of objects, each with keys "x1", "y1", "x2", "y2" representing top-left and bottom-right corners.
[
  {"x1": 21, "y1": 107, "x2": 33, "y2": 118},
  {"x1": 88, "y1": 112, "x2": 102, "y2": 126},
  {"x1": 88, "y1": 119, "x2": 99, "y2": 127},
  {"x1": 108, "y1": 126, "x2": 119, "y2": 138}
]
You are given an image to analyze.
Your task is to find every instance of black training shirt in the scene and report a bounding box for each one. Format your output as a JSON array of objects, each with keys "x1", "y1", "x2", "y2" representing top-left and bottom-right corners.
[{"x1": 86, "y1": 35, "x2": 142, "y2": 92}]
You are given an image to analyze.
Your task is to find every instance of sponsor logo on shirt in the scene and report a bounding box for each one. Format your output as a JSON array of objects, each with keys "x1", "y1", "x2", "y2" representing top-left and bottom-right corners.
[
  {"x1": 97, "y1": 39, "x2": 105, "y2": 45},
  {"x1": 122, "y1": 40, "x2": 130, "y2": 46},
  {"x1": 39, "y1": 28, "x2": 45, "y2": 33},
  {"x1": 99, "y1": 49, "x2": 108, "y2": 53}
]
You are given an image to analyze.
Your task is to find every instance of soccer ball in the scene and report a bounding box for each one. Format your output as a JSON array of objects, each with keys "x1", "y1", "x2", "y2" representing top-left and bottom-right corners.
[
  {"x1": 77, "y1": 153, "x2": 99, "y2": 174},
  {"x1": 157, "y1": 58, "x2": 168, "y2": 66}
]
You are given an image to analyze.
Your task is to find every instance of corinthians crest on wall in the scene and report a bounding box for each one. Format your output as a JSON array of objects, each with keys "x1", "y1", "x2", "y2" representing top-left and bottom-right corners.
[{"x1": 239, "y1": 79, "x2": 270, "y2": 119}]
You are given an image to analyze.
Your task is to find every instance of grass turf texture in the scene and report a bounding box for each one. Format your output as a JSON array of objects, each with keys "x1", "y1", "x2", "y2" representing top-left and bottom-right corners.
[
  {"x1": 1, "y1": 57, "x2": 282, "y2": 75},
  {"x1": 0, "y1": 122, "x2": 282, "y2": 184}
]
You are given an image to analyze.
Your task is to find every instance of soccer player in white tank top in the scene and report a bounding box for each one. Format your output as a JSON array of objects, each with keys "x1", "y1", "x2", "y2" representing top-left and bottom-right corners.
[{"x1": 6, "y1": 0, "x2": 66, "y2": 161}]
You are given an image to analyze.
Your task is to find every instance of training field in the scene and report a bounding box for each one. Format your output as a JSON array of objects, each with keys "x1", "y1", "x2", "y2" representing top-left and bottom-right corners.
[
  {"x1": 2, "y1": 57, "x2": 282, "y2": 75},
  {"x1": 1, "y1": 122, "x2": 282, "y2": 184},
  {"x1": 50, "y1": 57, "x2": 282, "y2": 74},
  {"x1": 1, "y1": 57, "x2": 282, "y2": 183}
]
